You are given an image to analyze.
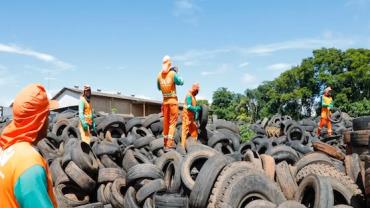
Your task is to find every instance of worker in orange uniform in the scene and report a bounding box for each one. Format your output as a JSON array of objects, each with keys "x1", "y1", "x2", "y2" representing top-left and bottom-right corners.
[
  {"x1": 0, "y1": 84, "x2": 58, "y2": 208},
  {"x1": 79, "y1": 85, "x2": 96, "y2": 144},
  {"x1": 157, "y1": 55, "x2": 184, "y2": 151},
  {"x1": 181, "y1": 83, "x2": 202, "y2": 147},
  {"x1": 317, "y1": 87, "x2": 334, "y2": 136}
]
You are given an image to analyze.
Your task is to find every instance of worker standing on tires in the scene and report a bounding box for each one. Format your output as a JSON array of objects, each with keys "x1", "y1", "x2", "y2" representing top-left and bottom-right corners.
[
  {"x1": 181, "y1": 83, "x2": 201, "y2": 147},
  {"x1": 317, "y1": 87, "x2": 333, "y2": 136},
  {"x1": 0, "y1": 84, "x2": 58, "y2": 208},
  {"x1": 78, "y1": 85, "x2": 96, "y2": 144},
  {"x1": 157, "y1": 55, "x2": 184, "y2": 151}
]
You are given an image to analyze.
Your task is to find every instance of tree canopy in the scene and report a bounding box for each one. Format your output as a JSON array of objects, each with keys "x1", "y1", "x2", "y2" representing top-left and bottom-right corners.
[{"x1": 211, "y1": 48, "x2": 370, "y2": 121}]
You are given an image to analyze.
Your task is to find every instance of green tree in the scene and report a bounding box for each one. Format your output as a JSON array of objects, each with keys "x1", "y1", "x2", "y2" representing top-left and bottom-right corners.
[
  {"x1": 211, "y1": 87, "x2": 244, "y2": 121},
  {"x1": 212, "y1": 48, "x2": 370, "y2": 121},
  {"x1": 197, "y1": 99, "x2": 209, "y2": 106}
]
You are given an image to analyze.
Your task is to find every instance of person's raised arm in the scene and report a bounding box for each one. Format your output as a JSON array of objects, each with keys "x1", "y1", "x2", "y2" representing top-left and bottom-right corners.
[{"x1": 174, "y1": 73, "x2": 184, "y2": 86}]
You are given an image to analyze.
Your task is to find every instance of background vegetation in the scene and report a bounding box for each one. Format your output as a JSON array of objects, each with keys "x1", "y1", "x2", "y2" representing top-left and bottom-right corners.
[
  {"x1": 208, "y1": 48, "x2": 370, "y2": 142},
  {"x1": 210, "y1": 48, "x2": 370, "y2": 122}
]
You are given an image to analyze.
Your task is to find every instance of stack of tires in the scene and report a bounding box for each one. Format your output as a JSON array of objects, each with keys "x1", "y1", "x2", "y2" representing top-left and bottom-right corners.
[
  {"x1": 347, "y1": 116, "x2": 370, "y2": 157},
  {"x1": 0, "y1": 117, "x2": 11, "y2": 134},
  {"x1": 245, "y1": 112, "x2": 355, "y2": 161},
  {"x1": 19, "y1": 110, "x2": 368, "y2": 207},
  {"x1": 365, "y1": 155, "x2": 370, "y2": 208},
  {"x1": 347, "y1": 116, "x2": 370, "y2": 207}
]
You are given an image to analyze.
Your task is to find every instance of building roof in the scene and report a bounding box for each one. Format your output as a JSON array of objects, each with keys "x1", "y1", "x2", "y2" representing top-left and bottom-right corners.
[{"x1": 52, "y1": 87, "x2": 163, "y2": 105}]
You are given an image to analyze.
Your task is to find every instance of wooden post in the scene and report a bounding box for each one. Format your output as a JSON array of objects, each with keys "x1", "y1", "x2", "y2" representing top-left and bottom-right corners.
[{"x1": 143, "y1": 103, "x2": 146, "y2": 117}]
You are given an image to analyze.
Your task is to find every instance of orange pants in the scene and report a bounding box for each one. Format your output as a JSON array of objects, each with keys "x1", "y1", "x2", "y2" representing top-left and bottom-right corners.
[
  {"x1": 79, "y1": 123, "x2": 91, "y2": 144},
  {"x1": 181, "y1": 117, "x2": 198, "y2": 146},
  {"x1": 318, "y1": 108, "x2": 332, "y2": 136},
  {"x1": 162, "y1": 104, "x2": 178, "y2": 147}
]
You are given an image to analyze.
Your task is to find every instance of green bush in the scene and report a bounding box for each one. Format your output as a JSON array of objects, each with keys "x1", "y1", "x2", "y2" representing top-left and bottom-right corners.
[{"x1": 239, "y1": 124, "x2": 255, "y2": 143}]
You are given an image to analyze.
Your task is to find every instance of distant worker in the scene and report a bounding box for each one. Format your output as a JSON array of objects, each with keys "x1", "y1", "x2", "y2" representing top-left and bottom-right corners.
[
  {"x1": 181, "y1": 83, "x2": 201, "y2": 147},
  {"x1": 317, "y1": 87, "x2": 334, "y2": 136},
  {"x1": 0, "y1": 84, "x2": 58, "y2": 208},
  {"x1": 79, "y1": 85, "x2": 96, "y2": 144},
  {"x1": 157, "y1": 55, "x2": 184, "y2": 151}
]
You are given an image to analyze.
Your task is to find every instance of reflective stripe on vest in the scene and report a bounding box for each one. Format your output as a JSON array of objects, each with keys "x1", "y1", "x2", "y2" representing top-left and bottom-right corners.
[
  {"x1": 322, "y1": 95, "x2": 332, "y2": 107},
  {"x1": 163, "y1": 92, "x2": 177, "y2": 98}
]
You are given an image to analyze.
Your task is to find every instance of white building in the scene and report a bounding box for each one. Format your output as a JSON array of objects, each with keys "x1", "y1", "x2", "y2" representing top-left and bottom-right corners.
[{"x1": 52, "y1": 87, "x2": 163, "y2": 117}]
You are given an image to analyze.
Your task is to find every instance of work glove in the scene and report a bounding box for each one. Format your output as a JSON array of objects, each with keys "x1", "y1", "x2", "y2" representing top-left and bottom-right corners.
[
  {"x1": 93, "y1": 121, "x2": 97, "y2": 133},
  {"x1": 195, "y1": 111, "x2": 199, "y2": 120},
  {"x1": 195, "y1": 106, "x2": 202, "y2": 112},
  {"x1": 81, "y1": 120, "x2": 89, "y2": 131}
]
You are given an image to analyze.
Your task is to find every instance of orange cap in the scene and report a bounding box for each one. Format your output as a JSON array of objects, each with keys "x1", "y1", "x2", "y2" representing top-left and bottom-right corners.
[{"x1": 0, "y1": 84, "x2": 58, "y2": 149}]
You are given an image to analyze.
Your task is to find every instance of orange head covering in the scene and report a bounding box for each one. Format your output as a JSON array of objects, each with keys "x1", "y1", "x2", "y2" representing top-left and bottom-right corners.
[
  {"x1": 162, "y1": 55, "x2": 172, "y2": 73},
  {"x1": 0, "y1": 84, "x2": 58, "y2": 149}
]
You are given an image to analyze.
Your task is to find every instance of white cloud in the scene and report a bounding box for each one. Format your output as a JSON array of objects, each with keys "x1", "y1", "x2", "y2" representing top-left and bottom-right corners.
[
  {"x1": 201, "y1": 64, "x2": 230, "y2": 76},
  {"x1": 238, "y1": 62, "x2": 249, "y2": 68},
  {"x1": 173, "y1": 0, "x2": 201, "y2": 25},
  {"x1": 242, "y1": 73, "x2": 256, "y2": 83},
  {"x1": 244, "y1": 37, "x2": 355, "y2": 55},
  {"x1": 267, "y1": 63, "x2": 292, "y2": 71},
  {"x1": 174, "y1": 0, "x2": 194, "y2": 11},
  {"x1": 345, "y1": 0, "x2": 370, "y2": 7},
  {"x1": 173, "y1": 35, "x2": 356, "y2": 64},
  {"x1": 323, "y1": 30, "x2": 334, "y2": 39},
  {"x1": 0, "y1": 43, "x2": 74, "y2": 70}
]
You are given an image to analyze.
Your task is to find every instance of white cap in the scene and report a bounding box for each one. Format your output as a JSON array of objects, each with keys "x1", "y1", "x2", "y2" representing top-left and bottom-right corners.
[
  {"x1": 324, "y1": 87, "x2": 332, "y2": 93},
  {"x1": 162, "y1": 55, "x2": 171, "y2": 63},
  {"x1": 84, "y1": 85, "x2": 91, "y2": 90}
]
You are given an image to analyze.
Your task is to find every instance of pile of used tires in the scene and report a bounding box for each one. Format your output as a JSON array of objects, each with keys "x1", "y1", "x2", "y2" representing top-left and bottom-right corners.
[
  {"x1": 31, "y1": 109, "x2": 370, "y2": 207},
  {"x1": 0, "y1": 116, "x2": 11, "y2": 132}
]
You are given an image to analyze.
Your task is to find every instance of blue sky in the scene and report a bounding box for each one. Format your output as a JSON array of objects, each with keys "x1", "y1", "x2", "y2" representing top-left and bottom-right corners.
[{"x1": 1, "y1": 0, "x2": 370, "y2": 106}]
